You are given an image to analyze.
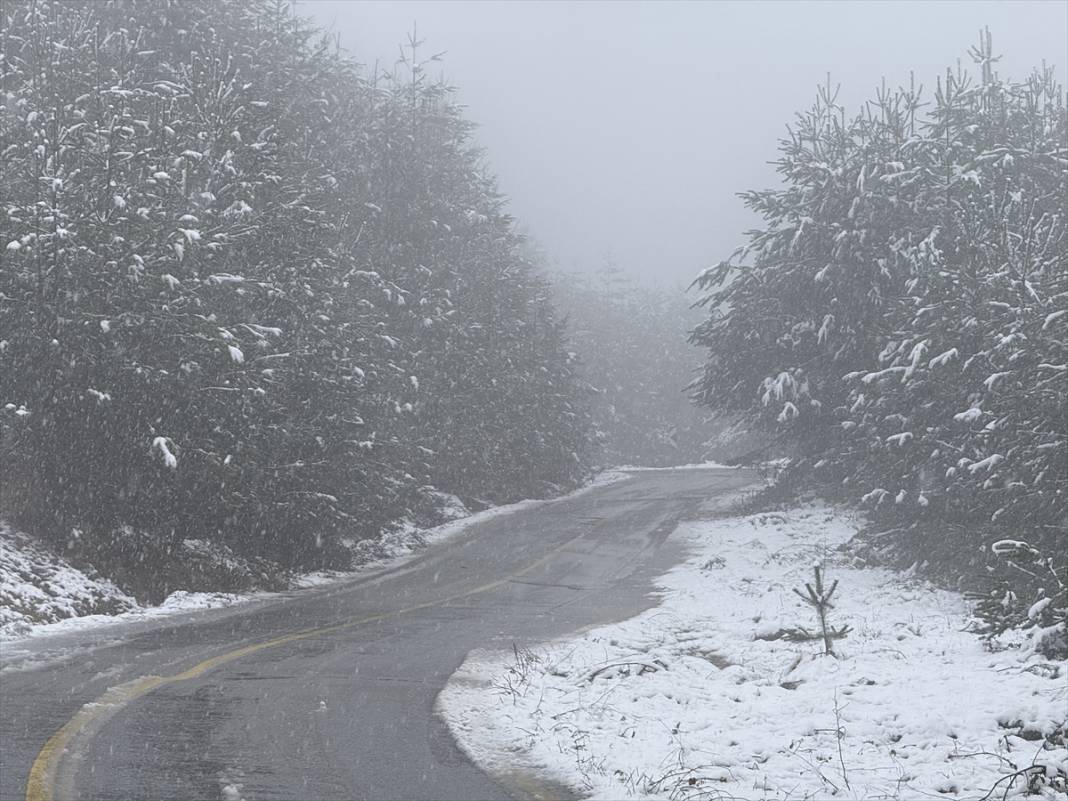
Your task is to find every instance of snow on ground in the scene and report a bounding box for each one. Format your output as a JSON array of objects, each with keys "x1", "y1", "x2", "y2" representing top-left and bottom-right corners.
[
  {"x1": 294, "y1": 470, "x2": 628, "y2": 588},
  {"x1": 615, "y1": 461, "x2": 739, "y2": 471},
  {"x1": 1, "y1": 470, "x2": 631, "y2": 645},
  {"x1": 295, "y1": 474, "x2": 624, "y2": 587},
  {"x1": 439, "y1": 503, "x2": 1068, "y2": 801},
  {"x1": 0, "y1": 520, "x2": 249, "y2": 643},
  {"x1": 0, "y1": 522, "x2": 138, "y2": 638}
]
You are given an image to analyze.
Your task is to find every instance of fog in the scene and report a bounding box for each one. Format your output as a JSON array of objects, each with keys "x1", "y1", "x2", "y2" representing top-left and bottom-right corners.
[
  {"x1": 4, "y1": 2, "x2": 1067, "y2": 797},
  {"x1": 299, "y1": 0, "x2": 1066, "y2": 285}
]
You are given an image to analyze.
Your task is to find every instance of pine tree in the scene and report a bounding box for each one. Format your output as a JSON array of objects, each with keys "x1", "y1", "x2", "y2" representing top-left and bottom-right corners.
[
  {"x1": 1, "y1": 0, "x2": 595, "y2": 593},
  {"x1": 690, "y1": 33, "x2": 1066, "y2": 647}
]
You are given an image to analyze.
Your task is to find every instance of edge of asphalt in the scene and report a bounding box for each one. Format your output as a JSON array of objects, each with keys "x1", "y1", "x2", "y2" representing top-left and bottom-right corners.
[
  {"x1": 0, "y1": 469, "x2": 643, "y2": 673},
  {"x1": 432, "y1": 474, "x2": 762, "y2": 801}
]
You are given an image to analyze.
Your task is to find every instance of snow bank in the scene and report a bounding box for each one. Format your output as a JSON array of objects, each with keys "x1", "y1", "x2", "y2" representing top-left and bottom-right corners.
[
  {"x1": 0, "y1": 521, "x2": 251, "y2": 642},
  {"x1": 0, "y1": 522, "x2": 137, "y2": 639},
  {"x1": 616, "y1": 461, "x2": 739, "y2": 471},
  {"x1": 439, "y1": 503, "x2": 1067, "y2": 800},
  {"x1": 298, "y1": 471, "x2": 630, "y2": 588},
  {"x1": 2, "y1": 470, "x2": 632, "y2": 644}
]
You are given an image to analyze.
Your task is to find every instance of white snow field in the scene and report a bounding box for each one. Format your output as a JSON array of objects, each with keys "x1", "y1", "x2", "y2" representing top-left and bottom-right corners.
[{"x1": 439, "y1": 503, "x2": 1067, "y2": 801}]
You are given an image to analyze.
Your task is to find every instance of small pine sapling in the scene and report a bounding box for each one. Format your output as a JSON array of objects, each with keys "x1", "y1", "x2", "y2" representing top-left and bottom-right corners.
[{"x1": 792, "y1": 565, "x2": 852, "y2": 656}]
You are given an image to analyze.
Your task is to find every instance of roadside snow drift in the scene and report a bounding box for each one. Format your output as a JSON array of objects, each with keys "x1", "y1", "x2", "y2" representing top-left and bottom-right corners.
[
  {"x1": 0, "y1": 521, "x2": 249, "y2": 643},
  {"x1": 439, "y1": 504, "x2": 1067, "y2": 801},
  {"x1": 1, "y1": 471, "x2": 631, "y2": 645},
  {"x1": 0, "y1": 522, "x2": 137, "y2": 638}
]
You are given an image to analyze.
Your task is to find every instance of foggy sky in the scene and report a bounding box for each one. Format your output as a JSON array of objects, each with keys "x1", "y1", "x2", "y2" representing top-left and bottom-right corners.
[{"x1": 298, "y1": 0, "x2": 1067, "y2": 287}]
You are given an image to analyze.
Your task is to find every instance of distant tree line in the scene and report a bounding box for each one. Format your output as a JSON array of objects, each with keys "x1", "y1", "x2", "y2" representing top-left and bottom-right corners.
[
  {"x1": 0, "y1": 0, "x2": 594, "y2": 595},
  {"x1": 692, "y1": 34, "x2": 1066, "y2": 650},
  {"x1": 553, "y1": 262, "x2": 738, "y2": 467}
]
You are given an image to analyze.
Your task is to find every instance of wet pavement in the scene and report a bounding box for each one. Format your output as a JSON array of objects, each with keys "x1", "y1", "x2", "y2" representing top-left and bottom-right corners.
[{"x1": 0, "y1": 468, "x2": 755, "y2": 801}]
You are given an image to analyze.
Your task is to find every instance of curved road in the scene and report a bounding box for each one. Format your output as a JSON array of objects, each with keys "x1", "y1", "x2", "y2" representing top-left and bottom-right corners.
[{"x1": 0, "y1": 468, "x2": 754, "y2": 801}]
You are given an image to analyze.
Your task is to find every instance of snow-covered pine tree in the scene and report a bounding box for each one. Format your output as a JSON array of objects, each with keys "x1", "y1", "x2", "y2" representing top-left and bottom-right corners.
[
  {"x1": 0, "y1": 0, "x2": 410, "y2": 581},
  {"x1": 690, "y1": 33, "x2": 1066, "y2": 650},
  {"x1": 1, "y1": 0, "x2": 595, "y2": 594},
  {"x1": 351, "y1": 36, "x2": 595, "y2": 504}
]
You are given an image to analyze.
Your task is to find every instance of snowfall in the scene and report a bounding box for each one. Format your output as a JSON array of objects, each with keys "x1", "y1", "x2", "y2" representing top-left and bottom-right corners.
[{"x1": 438, "y1": 503, "x2": 1068, "y2": 801}]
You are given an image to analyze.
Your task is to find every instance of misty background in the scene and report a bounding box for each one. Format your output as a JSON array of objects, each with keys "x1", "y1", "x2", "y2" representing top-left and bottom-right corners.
[{"x1": 299, "y1": 0, "x2": 1067, "y2": 286}]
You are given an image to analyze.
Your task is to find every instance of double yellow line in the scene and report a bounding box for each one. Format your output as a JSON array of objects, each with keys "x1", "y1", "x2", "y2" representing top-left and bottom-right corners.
[{"x1": 26, "y1": 536, "x2": 578, "y2": 801}]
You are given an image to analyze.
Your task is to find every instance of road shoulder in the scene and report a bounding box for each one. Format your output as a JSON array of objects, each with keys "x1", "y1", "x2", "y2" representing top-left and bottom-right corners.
[{"x1": 437, "y1": 501, "x2": 1068, "y2": 800}]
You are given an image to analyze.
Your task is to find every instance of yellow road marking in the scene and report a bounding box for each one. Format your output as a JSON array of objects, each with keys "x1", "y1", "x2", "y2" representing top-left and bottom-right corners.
[{"x1": 25, "y1": 537, "x2": 578, "y2": 801}]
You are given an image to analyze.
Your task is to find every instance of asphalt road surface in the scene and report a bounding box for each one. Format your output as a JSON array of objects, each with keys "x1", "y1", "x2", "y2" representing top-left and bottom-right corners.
[{"x1": 0, "y1": 467, "x2": 755, "y2": 801}]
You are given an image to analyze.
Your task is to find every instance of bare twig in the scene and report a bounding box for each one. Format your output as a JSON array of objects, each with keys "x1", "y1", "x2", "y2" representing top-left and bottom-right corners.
[{"x1": 833, "y1": 689, "x2": 851, "y2": 791}]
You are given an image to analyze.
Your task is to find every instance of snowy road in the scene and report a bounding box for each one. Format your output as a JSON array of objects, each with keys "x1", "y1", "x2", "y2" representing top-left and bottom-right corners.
[{"x1": 0, "y1": 467, "x2": 755, "y2": 801}]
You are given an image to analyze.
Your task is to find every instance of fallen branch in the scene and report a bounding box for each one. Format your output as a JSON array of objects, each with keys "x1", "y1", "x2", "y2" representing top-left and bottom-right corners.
[{"x1": 588, "y1": 660, "x2": 667, "y2": 682}]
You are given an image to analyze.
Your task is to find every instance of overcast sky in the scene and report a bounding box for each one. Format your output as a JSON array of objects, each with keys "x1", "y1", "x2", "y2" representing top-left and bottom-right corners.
[{"x1": 298, "y1": 0, "x2": 1067, "y2": 287}]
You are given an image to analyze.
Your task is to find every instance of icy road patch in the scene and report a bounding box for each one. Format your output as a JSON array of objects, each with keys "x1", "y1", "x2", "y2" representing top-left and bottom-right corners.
[{"x1": 438, "y1": 503, "x2": 1067, "y2": 801}]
